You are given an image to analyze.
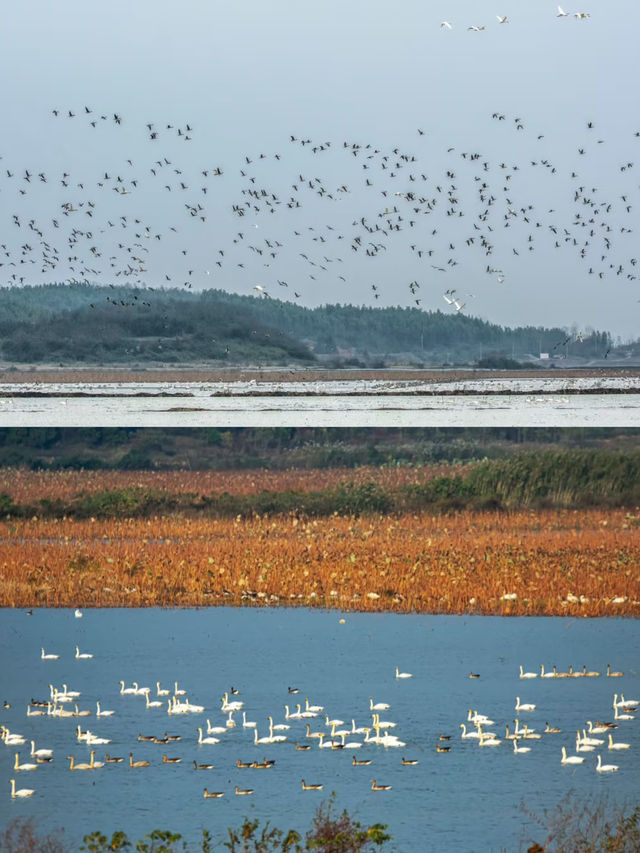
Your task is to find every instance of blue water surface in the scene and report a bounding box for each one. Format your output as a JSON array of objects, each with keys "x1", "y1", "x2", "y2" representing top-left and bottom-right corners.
[{"x1": 0, "y1": 607, "x2": 638, "y2": 852}]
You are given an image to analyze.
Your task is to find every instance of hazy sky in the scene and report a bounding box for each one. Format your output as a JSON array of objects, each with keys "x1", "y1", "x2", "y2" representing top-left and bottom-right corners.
[{"x1": 1, "y1": 1, "x2": 639, "y2": 340}]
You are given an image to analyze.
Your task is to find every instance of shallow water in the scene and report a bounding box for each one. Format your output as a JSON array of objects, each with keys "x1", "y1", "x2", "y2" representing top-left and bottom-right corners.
[
  {"x1": 1, "y1": 608, "x2": 638, "y2": 851},
  {"x1": 1, "y1": 388, "x2": 640, "y2": 426}
]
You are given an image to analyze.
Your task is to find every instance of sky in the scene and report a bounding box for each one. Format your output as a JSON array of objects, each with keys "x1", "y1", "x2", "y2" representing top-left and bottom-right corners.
[{"x1": 1, "y1": 0, "x2": 639, "y2": 341}]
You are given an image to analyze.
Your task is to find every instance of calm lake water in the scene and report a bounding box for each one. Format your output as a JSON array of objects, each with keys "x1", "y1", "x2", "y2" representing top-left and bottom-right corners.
[
  {"x1": 1, "y1": 608, "x2": 638, "y2": 852},
  {"x1": 1, "y1": 376, "x2": 640, "y2": 425}
]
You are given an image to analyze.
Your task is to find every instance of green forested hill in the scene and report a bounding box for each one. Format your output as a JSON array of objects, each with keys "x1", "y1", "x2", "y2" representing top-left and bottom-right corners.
[{"x1": 0, "y1": 283, "x2": 613, "y2": 365}]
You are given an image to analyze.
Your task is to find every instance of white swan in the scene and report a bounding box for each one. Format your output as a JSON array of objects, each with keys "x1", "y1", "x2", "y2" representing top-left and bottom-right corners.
[
  {"x1": 372, "y1": 713, "x2": 396, "y2": 729},
  {"x1": 221, "y1": 692, "x2": 243, "y2": 712},
  {"x1": 30, "y1": 741, "x2": 52, "y2": 760},
  {"x1": 519, "y1": 666, "x2": 537, "y2": 679},
  {"x1": 580, "y1": 729, "x2": 604, "y2": 746},
  {"x1": 85, "y1": 731, "x2": 110, "y2": 745},
  {"x1": 41, "y1": 649, "x2": 59, "y2": 660},
  {"x1": 268, "y1": 716, "x2": 289, "y2": 731},
  {"x1": 75, "y1": 646, "x2": 93, "y2": 659},
  {"x1": 596, "y1": 754, "x2": 619, "y2": 773},
  {"x1": 157, "y1": 682, "x2": 170, "y2": 696},
  {"x1": 74, "y1": 609, "x2": 83, "y2": 618},
  {"x1": 467, "y1": 710, "x2": 494, "y2": 725},
  {"x1": 68, "y1": 754, "x2": 92, "y2": 770},
  {"x1": 197, "y1": 727, "x2": 219, "y2": 745},
  {"x1": 305, "y1": 698, "x2": 324, "y2": 713},
  {"x1": 515, "y1": 697, "x2": 535, "y2": 712},
  {"x1": 561, "y1": 747, "x2": 583, "y2": 765},
  {"x1": 608, "y1": 733, "x2": 630, "y2": 750},
  {"x1": 618, "y1": 694, "x2": 639, "y2": 708},
  {"x1": 242, "y1": 712, "x2": 257, "y2": 728},
  {"x1": 10, "y1": 779, "x2": 34, "y2": 797},
  {"x1": 89, "y1": 751, "x2": 104, "y2": 770},
  {"x1": 586, "y1": 721, "x2": 609, "y2": 735},
  {"x1": 96, "y1": 701, "x2": 114, "y2": 717},
  {"x1": 119, "y1": 681, "x2": 137, "y2": 695},
  {"x1": 206, "y1": 718, "x2": 227, "y2": 735},
  {"x1": 395, "y1": 667, "x2": 412, "y2": 679},
  {"x1": 513, "y1": 739, "x2": 530, "y2": 754},
  {"x1": 145, "y1": 693, "x2": 163, "y2": 709},
  {"x1": 266, "y1": 726, "x2": 287, "y2": 744},
  {"x1": 478, "y1": 730, "x2": 501, "y2": 747},
  {"x1": 253, "y1": 728, "x2": 273, "y2": 745},
  {"x1": 369, "y1": 697, "x2": 389, "y2": 711},
  {"x1": 540, "y1": 664, "x2": 555, "y2": 678},
  {"x1": 285, "y1": 704, "x2": 303, "y2": 720},
  {"x1": 14, "y1": 753, "x2": 38, "y2": 771},
  {"x1": 613, "y1": 706, "x2": 635, "y2": 721},
  {"x1": 459, "y1": 724, "x2": 481, "y2": 739},
  {"x1": 1, "y1": 728, "x2": 26, "y2": 745}
]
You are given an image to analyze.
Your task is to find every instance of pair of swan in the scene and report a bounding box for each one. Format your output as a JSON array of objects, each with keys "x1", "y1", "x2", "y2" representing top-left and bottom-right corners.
[
  {"x1": 1, "y1": 727, "x2": 26, "y2": 745},
  {"x1": 613, "y1": 694, "x2": 638, "y2": 709},
  {"x1": 221, "y1": 692, "x2": 243, "y2": 713}
]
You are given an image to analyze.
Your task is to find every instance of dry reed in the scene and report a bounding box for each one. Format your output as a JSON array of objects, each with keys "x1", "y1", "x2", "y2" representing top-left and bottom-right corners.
[{"x1": 1, "y1": 508, "x2": 638, "y2": 615}]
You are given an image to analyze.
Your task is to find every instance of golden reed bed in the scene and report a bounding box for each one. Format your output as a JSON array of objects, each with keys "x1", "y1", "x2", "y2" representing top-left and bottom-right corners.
[{"x1": 1, "y1": 509, "x2": 638, "y2": 615}]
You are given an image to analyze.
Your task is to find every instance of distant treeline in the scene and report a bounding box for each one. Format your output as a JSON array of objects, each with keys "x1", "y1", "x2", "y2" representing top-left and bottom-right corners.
[
  {"x1": 0, "y1": 426, "x2": 638, "y2": 470},
  {"x1": 0, "y1": 283, "x2": 615, "y2": 364},
  {"x1": 3, "y1": 450, "x2": 640, "y2": 518}
]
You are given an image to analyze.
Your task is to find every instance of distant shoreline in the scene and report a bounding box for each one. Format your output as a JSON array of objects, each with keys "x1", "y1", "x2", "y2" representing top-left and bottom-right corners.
[{"x1": 1, "y1": 365, "x2": 639, "y2": 385}]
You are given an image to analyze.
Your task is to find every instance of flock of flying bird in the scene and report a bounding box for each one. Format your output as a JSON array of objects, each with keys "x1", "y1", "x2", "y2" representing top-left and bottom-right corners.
[
  {"x1": 440, "y1": 8, "x2": 590, "y2": 29},
  {"x1": 1, "y1": 95, "x2": 638, "y2": 336}
]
